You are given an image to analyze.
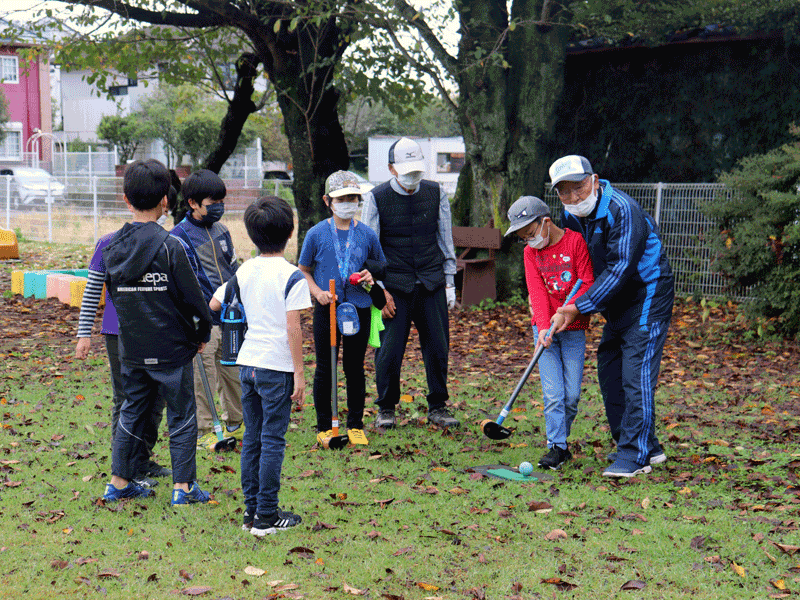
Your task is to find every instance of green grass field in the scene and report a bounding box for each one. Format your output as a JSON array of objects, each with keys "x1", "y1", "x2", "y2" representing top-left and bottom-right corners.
[{"x1": 1, "y1": 240, "x2": 799, "y2": 600}]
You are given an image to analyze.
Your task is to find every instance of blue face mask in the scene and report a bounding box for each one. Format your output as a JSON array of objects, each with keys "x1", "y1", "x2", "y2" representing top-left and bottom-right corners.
[{"x1": 201, "y1": 202, "x2": 225, "y2": 225}]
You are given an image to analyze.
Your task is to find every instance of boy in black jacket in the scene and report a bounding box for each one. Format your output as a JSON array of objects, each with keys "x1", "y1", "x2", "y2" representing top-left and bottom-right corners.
[{"x1": 102, "y1": 159, "x2": 214, "y2": 504}]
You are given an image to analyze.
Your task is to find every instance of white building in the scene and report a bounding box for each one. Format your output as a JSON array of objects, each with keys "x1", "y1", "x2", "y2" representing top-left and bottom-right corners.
[{"x1": 368, "y1": 136, "x2": 465, "y2": 196}]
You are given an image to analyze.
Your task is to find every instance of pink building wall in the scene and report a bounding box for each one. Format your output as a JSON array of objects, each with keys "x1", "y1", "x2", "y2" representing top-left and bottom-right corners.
[{"x1": 1, "y1": 46, "x2": 51, "y2": 161}]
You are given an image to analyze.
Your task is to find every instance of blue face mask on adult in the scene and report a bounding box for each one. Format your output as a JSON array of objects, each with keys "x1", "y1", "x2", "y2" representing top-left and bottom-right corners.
[{"x1": 200, "y1": 203, "x2": 225, "y2": 225}]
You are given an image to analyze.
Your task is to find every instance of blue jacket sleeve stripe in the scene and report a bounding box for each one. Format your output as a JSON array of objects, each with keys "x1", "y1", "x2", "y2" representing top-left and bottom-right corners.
[{"x1": 585, "y1": 194, "x2": 635, "y2": 310}]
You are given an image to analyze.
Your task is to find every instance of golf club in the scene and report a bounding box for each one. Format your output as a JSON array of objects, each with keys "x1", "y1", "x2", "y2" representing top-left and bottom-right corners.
[
  {"x1": 195, "y1": 354, "x2": 237, "y2": 452},
  {"x1": 322, "y1": 278, "x2": 349, "y2": 450},
  {"x1": 481, "y1": 278, "x2": 583, "y2": 441}
]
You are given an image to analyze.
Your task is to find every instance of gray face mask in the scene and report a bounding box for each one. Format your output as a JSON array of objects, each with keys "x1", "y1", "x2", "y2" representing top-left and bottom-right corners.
[
  {"x1": 397, "y1": 171, "x2": 423, "y2": 190},
  {"x1": 331, "y1": 202, "x2": 359, "y2": 220}
]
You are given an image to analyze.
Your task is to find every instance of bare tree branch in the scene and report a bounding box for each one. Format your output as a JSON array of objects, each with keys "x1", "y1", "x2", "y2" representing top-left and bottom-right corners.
[{"x1": 390, "y1": 0, "x2": 458, "y2": 77}]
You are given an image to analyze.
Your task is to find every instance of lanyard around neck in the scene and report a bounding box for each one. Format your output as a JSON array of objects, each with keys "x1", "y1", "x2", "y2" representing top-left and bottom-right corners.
[{"x1": 328, "y1": 218, "x2": 355, "y2": 295}]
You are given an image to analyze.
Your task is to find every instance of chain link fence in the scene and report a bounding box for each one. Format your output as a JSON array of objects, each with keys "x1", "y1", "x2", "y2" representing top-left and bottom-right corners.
[{"x1": 4, "y1": 177, "x2": 741, "y2": 299}]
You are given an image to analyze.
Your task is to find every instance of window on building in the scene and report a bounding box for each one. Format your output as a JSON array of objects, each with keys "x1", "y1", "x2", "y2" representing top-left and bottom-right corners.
[
  {"x1": 0, "y1": 125, "x2": 23, "y2": 160},
  {"x1": 127, "y1": 78, "x2": 138, "y2": 87},
  {"x1": 0, "y1": 56, "x2": 19, "y2": 84},
  {"x1": 109, "y1": 85, "x2": 129, "y2": 96},
  {"x1": 436, "y1": 152, "x2": 465, "y2": 173}
]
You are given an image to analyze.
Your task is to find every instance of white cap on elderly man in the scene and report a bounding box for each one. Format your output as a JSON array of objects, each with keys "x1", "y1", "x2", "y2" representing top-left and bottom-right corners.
[
  {"x1": 548, "y1": 155, "x2": 594, "y2": 189},
  {"x1": 388, "y1": 137, "x2": 426, "y2": 175}
]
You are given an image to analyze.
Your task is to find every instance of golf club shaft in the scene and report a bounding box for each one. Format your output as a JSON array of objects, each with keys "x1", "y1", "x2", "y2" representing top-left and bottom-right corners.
[
  {"x1": 195, "y1": 354, "x2": 225, "y2": 441},
  {"x1": 329, "y1": 279, "x2": 340, "y2": 437},
  {"x1": 495, "y1": 278, "x2": 583, "y2": 426}
]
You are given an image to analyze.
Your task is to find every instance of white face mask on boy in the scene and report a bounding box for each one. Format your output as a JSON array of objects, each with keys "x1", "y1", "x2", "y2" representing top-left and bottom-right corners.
[{"x1": 527, "y1": 221, "x2": 550, "y2": 249}]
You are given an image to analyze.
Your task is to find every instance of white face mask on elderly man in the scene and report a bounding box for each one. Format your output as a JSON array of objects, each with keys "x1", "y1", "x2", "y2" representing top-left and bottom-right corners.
[
  {"x1": 564, "y1": 187, "x2": 598, "y2": 218},
  {"x1": 397, "y1": 171, "x2": 423, "y2": 190}
]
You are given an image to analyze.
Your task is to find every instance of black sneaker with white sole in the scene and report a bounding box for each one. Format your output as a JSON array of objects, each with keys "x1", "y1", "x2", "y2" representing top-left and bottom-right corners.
[
  {"x1": 537, "y1": 446, "x2": 572, "y2": 470},
  {"x1": 242, "y1": 509, "x2": 254, "y2": 531},
  {"x1": 427, "y1": 407, "x2": 460, "y2": 429},
  {"x1": 375, "y1": 409, "x2": 396, "y2": 429},
  {"x1": 250, "y1": 509, "x2": 302, "y2": 536}
]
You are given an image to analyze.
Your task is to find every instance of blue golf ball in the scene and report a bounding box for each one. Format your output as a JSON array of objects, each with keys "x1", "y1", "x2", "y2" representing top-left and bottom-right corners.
[{"x1": 519, "y1": 461, "x2": 534, "y2": 477}]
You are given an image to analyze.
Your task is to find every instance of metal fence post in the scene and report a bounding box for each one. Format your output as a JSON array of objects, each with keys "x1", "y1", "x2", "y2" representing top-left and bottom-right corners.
[
  {"x1": 47, "y1": 179, "x2": 53, "y2": 242},
  {"x1": 5, "y1": 175, "x2": 9, "y2": 230},
  {"x1": 93, "y1": 176, "x2": 99, "y2": 245},
  {"x1": 654, "y1": 182, "x2": 663, "y2": 225}
]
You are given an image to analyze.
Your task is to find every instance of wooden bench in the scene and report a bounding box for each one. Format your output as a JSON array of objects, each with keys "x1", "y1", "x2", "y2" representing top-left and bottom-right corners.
[{"x1": 452, "y1": 225, "x2": 502, "y2": 306}]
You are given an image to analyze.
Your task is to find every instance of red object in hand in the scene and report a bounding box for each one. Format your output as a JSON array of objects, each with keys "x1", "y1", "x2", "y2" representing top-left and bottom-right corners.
[{"x1": 349, "y1": 273, "x2": 361, "y2": 286}]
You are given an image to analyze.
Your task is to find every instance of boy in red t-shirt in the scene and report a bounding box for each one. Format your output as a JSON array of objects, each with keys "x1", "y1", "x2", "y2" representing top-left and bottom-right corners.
[{"x1": 505, "y1": 196, "x2": 594, "y2": 470}]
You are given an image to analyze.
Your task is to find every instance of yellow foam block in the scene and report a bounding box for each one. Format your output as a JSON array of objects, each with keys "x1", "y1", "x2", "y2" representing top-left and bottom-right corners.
[
  {"x1": 69, "y1": 278, "x2": 88, "y2": 308},
  {"x1": 11, "y1": 270, "x2": 24, "y2": 295},
  {"x1": 57, "y1": 275, "x2": 80, "y2": 304},
  {"x1": 0, "y1": 228, "x2": 19, "y2": 260}
]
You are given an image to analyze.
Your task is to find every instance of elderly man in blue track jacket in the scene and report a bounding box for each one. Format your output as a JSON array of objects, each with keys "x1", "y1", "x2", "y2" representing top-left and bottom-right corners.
[{"x1": 548, "y1": 155, "x2": 674, "y2": 478}]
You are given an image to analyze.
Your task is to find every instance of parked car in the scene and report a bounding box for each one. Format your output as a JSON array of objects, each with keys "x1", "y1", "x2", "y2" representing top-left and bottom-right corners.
[
  {"x1": 0, "y1": 167, "x2": 67, "y2": 207},
  {"x1": 263, "y1": 169, "x2": 292, "y2": 181}
]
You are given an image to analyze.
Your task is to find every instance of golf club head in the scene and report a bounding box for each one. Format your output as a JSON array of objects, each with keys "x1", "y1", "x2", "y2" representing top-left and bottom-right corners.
[
  {"x1": 482, "y1": 420, "x2": 512, "y2": 440},
  {"x1": 322, "y1": 435, "x2": 349, "y2": 450},
  {"x1": 210, "y1": 436, "x2": 237, "y2": 452}
]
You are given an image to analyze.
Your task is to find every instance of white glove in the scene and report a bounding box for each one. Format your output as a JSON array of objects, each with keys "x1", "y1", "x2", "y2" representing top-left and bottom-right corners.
[{"x1": 445, "y1": 285, "x2": 456, "y2": 310}]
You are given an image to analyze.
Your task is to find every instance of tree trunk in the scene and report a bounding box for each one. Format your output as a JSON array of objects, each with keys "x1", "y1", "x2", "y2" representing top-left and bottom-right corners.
[
  {"x1": 203, "y1": 53, "x2": 260, "y2": 174},
  {"x1": 253, "y1": 19, "x2": 350, "y2": 255},
  {"x1": 452, "y1": 0, "x2": 567, "y2": 298}
]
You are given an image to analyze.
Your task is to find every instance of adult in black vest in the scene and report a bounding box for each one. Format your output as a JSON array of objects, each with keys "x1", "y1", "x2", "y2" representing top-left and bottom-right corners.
[{"x1": 361, "y1": 138, "x2": 459, "y2": 429}]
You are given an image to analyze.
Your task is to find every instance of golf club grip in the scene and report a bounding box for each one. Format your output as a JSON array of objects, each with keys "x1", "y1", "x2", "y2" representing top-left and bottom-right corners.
[
  {"x1": 329, "y1": 279, "x2": 339, "y2": 435},
  {"x1": 329, "y1": 279, "x2": 336, "y2": 342},
  {"x1": 545, "y1": 278, "x2": 583, "y2": 338}
]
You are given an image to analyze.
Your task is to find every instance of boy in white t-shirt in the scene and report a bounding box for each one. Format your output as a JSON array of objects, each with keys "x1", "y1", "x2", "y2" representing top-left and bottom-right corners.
[{"x1": 210, "y1": 196, "x2": 311, "y2": 536}]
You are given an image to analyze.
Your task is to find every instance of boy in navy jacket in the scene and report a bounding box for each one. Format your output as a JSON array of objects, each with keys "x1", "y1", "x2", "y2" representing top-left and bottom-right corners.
[{"x1": 102, "y1": 159, "x2": 214, "y2": 504}]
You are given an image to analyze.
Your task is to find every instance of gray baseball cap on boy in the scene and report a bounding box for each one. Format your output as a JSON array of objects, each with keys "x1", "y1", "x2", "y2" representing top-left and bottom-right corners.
[
  {"x1": 325, "y1": 170, "x2": 362, "y2": 198},
  {"x1": 504, "y1": 196, "x2": 551, "y2": 236}
]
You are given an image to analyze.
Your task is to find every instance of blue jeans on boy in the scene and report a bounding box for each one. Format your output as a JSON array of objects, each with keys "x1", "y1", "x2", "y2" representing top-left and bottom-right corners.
[
  {"x1": 239, "y1": 366, "x2": 293, "y2": 517},
  {"x1": 533, "y1": 327, "x2": 586, "y2": 450}
]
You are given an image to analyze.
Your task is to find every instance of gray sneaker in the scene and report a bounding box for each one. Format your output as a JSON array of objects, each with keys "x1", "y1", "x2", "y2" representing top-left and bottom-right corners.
[
  {"x1": 375, "y1": 409, "x2": 396, "y2": 429},
  {"x1": 427, "y1": 407, "x2": 460, "y2": 429}
]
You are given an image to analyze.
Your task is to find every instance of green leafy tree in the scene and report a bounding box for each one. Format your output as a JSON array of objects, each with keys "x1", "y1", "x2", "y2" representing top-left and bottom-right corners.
[
  {"x1": 0, "y1": 88, "x2": 9, "y2": 144},
  {"x1": 11, "y1": 1, "x2": 356, "y2": 247},
  {"x1": 96, "y1": 113, "x2": 150, "y2": 164},
  {"x1": 700, "y1": 127, "x2": 800, "y2": 338}
]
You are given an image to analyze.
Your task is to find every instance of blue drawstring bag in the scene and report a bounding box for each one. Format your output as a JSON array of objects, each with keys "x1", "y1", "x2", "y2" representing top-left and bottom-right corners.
[{"x1": 336, "y1": 302, "x2": 359, "y2": 336}]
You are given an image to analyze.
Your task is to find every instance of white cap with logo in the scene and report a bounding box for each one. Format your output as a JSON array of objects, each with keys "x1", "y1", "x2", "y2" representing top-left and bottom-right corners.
[
  {"x1": 548, "y1": 155, "x2": 594, "y2": 189},
  {"x1": 388, "y1": 137, "x2": 426, "y2": 175}
]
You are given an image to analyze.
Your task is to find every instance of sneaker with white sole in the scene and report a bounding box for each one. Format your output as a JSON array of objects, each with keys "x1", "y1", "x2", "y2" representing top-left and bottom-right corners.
[
  {"x1": 171, "y1": 482, "x2": 212, "y2": 506},
  {"x1": 537, "y1": 446, "x2": 572, "y2": 470},
  {"x1": 242, "y1": 509, "x2": 254, "y2": 531},
  {"x1": 427, "y1": 407, "x2": 460, "y2": 429},
  {"x1": 250, "y1": 509, "x2": 302, "y2": 536},
  {"x1": 603, "y1": 460, "x2": 652, "y2": 478},
  {"x1": 347, "y1": 428, "x2": 368, "y2": 445},
  {"x1": 103, "y1": 481, "x2": 154, "y2": 502},
  {"x1": 607, "y1": 448, "x2": 667, "y2": 466},
  {"x1": 375, "y1": 409, "x2": 396, "y2": 429}
]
